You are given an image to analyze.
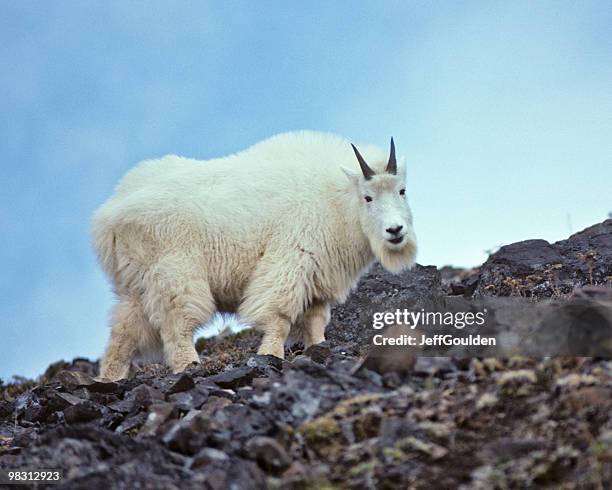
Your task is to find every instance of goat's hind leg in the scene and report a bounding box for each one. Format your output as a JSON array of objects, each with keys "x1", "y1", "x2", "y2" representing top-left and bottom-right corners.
[
  {"x1": 159, "y1": 308, "x2": 206, "y2": 373},
  {"x1": 145, "y1": 262, "x2": 216, "y2": 373},
  {"x1": 100, "y1": 298, "x2": 144, "y2": 381},
  {"x1": 238, "y1": 290, "x2": 291, "y2": 359},
  {"x1": 256, "y1": 314, "x2": 291, "y2": 358},
  {"x1": 303, "y1": 302, "x2": 330, "y2": 348}
]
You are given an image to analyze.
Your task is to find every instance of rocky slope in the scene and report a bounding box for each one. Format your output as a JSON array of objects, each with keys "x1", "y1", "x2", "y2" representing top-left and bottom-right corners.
[{"x1": 1, "y1": 220, "x2": 611, "y2": 489}]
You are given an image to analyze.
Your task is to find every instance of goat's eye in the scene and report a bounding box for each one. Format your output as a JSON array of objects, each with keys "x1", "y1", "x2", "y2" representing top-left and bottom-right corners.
[
  {"x1": 364, "y1": 196, "x2": 373, "y2": 202},
  {"x1": 399, "y1": 189, "x2": 405, "y2": 196}
]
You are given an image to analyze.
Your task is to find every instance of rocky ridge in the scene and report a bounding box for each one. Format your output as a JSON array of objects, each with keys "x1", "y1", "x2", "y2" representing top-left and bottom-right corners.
[{"x1": 0, "y1": 220, "x2": 611, "y2": 489}]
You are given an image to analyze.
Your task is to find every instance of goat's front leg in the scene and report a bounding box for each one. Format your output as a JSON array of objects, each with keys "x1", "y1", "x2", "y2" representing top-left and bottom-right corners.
[{"x1": 238, "y1": 249, "x2": 317, "y2": 359}]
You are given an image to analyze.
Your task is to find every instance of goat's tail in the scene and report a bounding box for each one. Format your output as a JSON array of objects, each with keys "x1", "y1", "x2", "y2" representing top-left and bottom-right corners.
[{"x1": 91, "y1": 207, "x2": 119, "y2": 280}]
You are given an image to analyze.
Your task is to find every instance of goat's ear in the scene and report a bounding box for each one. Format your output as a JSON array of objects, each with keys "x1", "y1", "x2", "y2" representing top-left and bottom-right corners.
[{"x1": 341, "y1": 167, "x2": 360, "y2": 185}]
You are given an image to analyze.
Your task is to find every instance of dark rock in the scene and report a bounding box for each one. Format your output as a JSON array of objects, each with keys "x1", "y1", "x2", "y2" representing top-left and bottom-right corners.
[
  {"x1": 571, "y1": 284, "x2": 612, "y2": 301},
  {"x1": 246, "y1": 354, "x2": 284, "y2": 372},
  {"x1": 166, "y1": 374, "x2": 195, "y2": 395},
  {"x1": 41, "y1": 357, "x2": 98, "y2": 383},
  {"x1": 190, "y1": 453, "x2": 266, "y2": 490},
  {"x1": 55, "y1": 370, "x2": 119, "y2": 393},
  {"x1": 280, "y1": 461, "x2": 314, "y2": 488},
  {"x1": 1, "y1": 425, "x2": 194, "y2": 488},
  {"x1": 480, "y1": 438, "x2": 547, "y2": 463},
  {"x1": 413, "y1": 357, "x2": 457, "y2": 377},
  {"x1": 327, "y1": 263, "x2": 444, "y2": 353},
  {"x1": 200, "y1": 396, "x2": 232, "y2": 417},
  {"x1": 63, "y1": 401, "x2": 103, "y2": 424},
  {"x1": 529, "y1": 297, "x2": 612, "y2": 357},
  {"x1": 304, "y1": 342, "x2": 333, "y2": 364},
  {"x1": 476, "y1": 219, "x2": 612, "y2": 298},
  {"x1": 11, "y1": 427, "x2": 40, "y2": 448},
  {"x1": 378, "y1": 416, "x2": 412, "y2": 448},
  {"x1": 162, "y1": 409, "x2": 208, "y2": 455},
  {"x1": 448, "y1": 282, "x2": 466, "y2": 295},
  {"x1": 214, "y1": 404, "x2": 274, "y2": 443},
  {"x1": 15, "y1": 391, "x2": 48, "y2": 423},
  {"x1": 290, "y1": 356, "x2": 329, "y2": 377},
  {"x1": 71, "y1": 387, "x2": 93, "y2": 400},
  {"x1": 56, "y1": 392, "x2": 85, "y2": 406},
  {"x1": 168, "y1": 389, "x2": 208, "y2": 412},
  {"x1": 139, "y1": 402, "x2": 178, "y2": 437},
  {"x1": 558, "y1": 219, "x2": 612, "y2": 265},
  {"x1": 190, "y1": 447, "x2": 230, "y2": 469},
  {"x1": 205, "y1": 387, "x2": 237, "y2": 402},
  {"x1": 331, "y1": 343, "x2": 360, "y2": 356},
  {"x1": 245, "y1": 436, "x2": 291, "y2": 474},
  {"x1": 224, "y1": 459, "x2": 267, "y2": 490},
  {"x1": 196, "y1": 378, "x2": 237, "y2": 401},
  {"x1": 440, "y1": 265, "x2": 481, "y2": 297},
  {"x1": 109, "y1": 384, "x2": 164, "y2": 414},
  {"x1": 0, "y1": 400, "x2": 13, "y2": 419},
  {"x1": 382, "y1": 372, "x2": 402, "y2": 388},
  {"x1": 462, "y1": 273, "x2": 480, "y2": 296},
  {"x1": 352, "y1": 365, "x2": 384, "y2": 387},
  {"x1": 115, "y1": 411, "x2": 148, "y2": 434},
  {"x1": 207, "y1": 366, "x2": 258, "y2": 389},
  {"x1": 564, "y1": 386, "x2": 612, "y2": 412},
  {"x1": 356, "y1": 324, "x2": 417, "y2": 376}
]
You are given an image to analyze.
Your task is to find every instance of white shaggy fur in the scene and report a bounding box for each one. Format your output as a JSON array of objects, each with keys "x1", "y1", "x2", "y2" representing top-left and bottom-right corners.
[{"x1": 92, "y1": 131, "x2": 417, "y2": 380}]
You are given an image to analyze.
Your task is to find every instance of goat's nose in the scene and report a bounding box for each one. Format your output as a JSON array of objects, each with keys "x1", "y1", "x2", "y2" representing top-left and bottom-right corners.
[{"x1": 386, "y1": 225, "x2": 403, "y2": 235}]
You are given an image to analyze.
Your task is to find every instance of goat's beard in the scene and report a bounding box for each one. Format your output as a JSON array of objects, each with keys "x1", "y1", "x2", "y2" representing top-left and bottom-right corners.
[{"x1": 371, "y1": 230, "x2": 418, "y2": 273}]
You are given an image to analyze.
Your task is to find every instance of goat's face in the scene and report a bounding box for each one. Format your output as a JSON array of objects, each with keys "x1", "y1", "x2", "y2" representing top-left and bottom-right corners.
[{"x1": 344, "y1": 139, "x2": 417, "y2": 273}]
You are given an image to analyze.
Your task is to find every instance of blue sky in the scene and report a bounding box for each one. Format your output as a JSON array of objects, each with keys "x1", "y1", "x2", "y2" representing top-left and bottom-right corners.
[{"x1": 1, "y1": 1, "x2": 611, "y2": 379}]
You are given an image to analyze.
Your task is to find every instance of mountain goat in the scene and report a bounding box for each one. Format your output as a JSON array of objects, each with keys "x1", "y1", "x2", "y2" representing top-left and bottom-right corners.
[{"x1": 92, "y1": 131, "x2": 417, "y2": 380}]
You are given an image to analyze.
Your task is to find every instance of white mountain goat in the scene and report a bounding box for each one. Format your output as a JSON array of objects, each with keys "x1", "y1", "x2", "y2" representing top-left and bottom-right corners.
[{"x1": 92, "y1": 131, "x2": 417, "y2": 380}]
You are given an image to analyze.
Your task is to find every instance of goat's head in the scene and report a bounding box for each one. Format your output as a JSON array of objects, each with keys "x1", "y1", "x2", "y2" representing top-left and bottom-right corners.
[{"x1": 343, "y1": 138, "x2": 417, "y2": 272}]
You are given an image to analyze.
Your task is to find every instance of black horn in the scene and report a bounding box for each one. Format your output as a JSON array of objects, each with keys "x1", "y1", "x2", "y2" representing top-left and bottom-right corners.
[
  {"x1": 351, "y1": 143, "x2": 375, "y2": 180},
  {"x1": 386, "y1": 137, "x2": 397, "y2": 175}
]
